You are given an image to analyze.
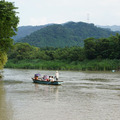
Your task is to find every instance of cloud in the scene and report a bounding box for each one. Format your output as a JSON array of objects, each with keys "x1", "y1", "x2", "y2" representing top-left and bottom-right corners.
[{"x1": 29, "y1": 17, "x2": 48, "y2": 26}]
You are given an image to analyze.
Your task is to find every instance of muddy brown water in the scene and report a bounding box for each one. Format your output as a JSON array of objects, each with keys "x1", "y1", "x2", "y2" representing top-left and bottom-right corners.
[{"x1": 0, "y1": 69, "x2": 120, "y2": 120}]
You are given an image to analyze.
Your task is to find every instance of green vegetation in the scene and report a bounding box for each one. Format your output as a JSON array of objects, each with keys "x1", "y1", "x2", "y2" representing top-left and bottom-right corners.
[
  {"x1": 17, "y1": 22, "x2": 116, "y2": 48},
  {"x1": 5, "y1": 34, "x2": 120, "y2": 71},
  {"x1": 84, "y1": 34, "x2": 120, "y2": 59},
  {"x1": 13, "y1": 25, "x2": 50, "y2": 42},
  {"x1": 0, "y1": 1, "x2": 119, "y2": 71},
  {"x1": 0, "y1": 51, "x2": 7, "y2": 69},
  {"x1": 7, "y1": 43, "x2": 85, "y2": 61},
  {"x1": 0, "y1": 0, "x2": 19, "y2": 69},
  {"x1": 5, "y1": 59, "x2": 120, "y2": 71}
]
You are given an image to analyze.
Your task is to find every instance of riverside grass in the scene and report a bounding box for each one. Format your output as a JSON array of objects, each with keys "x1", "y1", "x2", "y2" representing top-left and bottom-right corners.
[{"x1": 5, "y1": 59, "x2": 120, "y2": 71}]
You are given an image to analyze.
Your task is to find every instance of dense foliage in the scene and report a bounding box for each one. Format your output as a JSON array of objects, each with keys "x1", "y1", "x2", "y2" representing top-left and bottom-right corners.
[
  {"x1": 8, "y1": 43, "x2": 85, "y2": 61},
  {"x1": 6, "y1": 34, "x2": 120, "y2": 71},
  {"x1": 0, "y1": 0, "x2": 19, "y2": 69},
  {"x1": 13, "y1": 25, "x2": 50, "y2": 42},
  {"x1": 5, "y1": 59, "x2": 120, "y2": 71},
  {"x1": 84, "y1": 34, "x2": 120, "y2": 59},
  {"x1": 17, "y1": 22, "x2": 116, "y2": 48},
  {"x1": 0, "y1": 51, "x2": 7, "y2": 69},
  {"x1": 13, "y1": 24, "x2": 120, "y2": 42}
]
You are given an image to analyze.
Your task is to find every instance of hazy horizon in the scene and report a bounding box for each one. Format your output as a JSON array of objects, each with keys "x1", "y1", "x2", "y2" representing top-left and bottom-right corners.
[{"x1": 7, "y1": 0, "x2": 120, "y2": 26}]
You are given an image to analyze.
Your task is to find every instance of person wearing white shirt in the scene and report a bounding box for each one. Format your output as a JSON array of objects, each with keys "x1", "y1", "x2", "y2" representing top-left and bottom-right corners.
[{"x1": 55, "y1": 71, "x2": 59, "y2": 80}]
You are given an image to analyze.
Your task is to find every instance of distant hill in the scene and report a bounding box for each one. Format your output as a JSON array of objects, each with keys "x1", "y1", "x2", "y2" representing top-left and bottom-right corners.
[
  {"x1": 17, "y1": 21, "x2": 117, "y2": 48},
  {"x1": 97, "y1": 25, "x2": 120, "y2": 32},
  {"x1": 13, "y1": 24, "x2": 52, "y2": 41}
]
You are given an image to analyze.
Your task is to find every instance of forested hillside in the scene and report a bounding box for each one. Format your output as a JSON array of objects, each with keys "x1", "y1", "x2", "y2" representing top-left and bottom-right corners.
[
  {"x1": 17, "y1": 22, "x2": 116, "y2": 48},
  {"x1": 13, "y1": 24, "x2": 51, "y2": 41}
]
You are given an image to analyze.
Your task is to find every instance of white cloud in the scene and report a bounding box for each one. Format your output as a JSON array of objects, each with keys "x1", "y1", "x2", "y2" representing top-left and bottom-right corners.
[{"x1": 29, "y1": 17, "x2": 48, "y2": 26}]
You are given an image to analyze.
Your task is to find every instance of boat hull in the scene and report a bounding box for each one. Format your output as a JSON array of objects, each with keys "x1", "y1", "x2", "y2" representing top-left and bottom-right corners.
[{"x1": 32, "y1": 79, "x2": 63, "y2": 85}]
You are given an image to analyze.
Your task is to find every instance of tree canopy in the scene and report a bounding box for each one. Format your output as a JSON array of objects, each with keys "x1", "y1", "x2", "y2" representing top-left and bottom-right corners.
[
  {"x1": 8, "y1": 34, "x2": 120, "y2": 62},
  {"x1": 5, "y1": 34, "x2": 120, "y2": 71},
  {"x1": 0, "y1": 0, "x2": 19, "y2": 69},
  {"x1": 17, "y1": 22, "x2": 116, "y2": 48},
  {"x1": 84, "y1": 33, "x2": 120, "y2": 59}
]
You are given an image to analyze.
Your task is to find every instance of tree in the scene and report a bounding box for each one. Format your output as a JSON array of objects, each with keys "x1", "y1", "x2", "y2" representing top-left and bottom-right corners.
[
  {"x1": 84, "y1": 38, "x2": 96, "y2": 59},
  {"x1": 0, "y1": 51, "x2": 7, "y2": 69},
  {"x1": 109, "y1": 33, "x2": 120, "y2": 59},
  {"x1": 0, "y1": 0, "x2": 19, "y2": 69}
]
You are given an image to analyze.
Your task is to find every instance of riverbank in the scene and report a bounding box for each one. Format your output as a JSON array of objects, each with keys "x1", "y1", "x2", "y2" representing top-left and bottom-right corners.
[{"x1": 5, "y1": 59, "x2": 120, "y2": 71}]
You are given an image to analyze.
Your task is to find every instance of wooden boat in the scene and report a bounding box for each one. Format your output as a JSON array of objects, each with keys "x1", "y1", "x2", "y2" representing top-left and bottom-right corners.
[{"x1": 32, "y1": 78, "x2": 63, "y2": 85}]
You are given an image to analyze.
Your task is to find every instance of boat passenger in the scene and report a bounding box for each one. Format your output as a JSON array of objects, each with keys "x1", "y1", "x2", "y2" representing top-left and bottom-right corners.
[
  {"x1": 43, "y1": 75, "x2": 49, "y2": 81},
  {"x1": 55, "y1": 71, "x2": 59, "y2": 80},
  {"x1": 35, "y1": 76, "x2": 38, "y2": 80},
  {"x1": 49, "y1": 76, "x2": 54, "y2": 82},
  {"x1": 34, "y1": 74, "x2": 41, "y2": 80}
]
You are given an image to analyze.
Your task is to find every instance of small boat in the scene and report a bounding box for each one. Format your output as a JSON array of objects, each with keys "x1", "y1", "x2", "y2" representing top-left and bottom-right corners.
[
  {"x1": 32, "y1": 72, "x2": 63, "y2": 85},
  {"x1": 32, "y1": 78, "x2": 63, "y2": 85}
]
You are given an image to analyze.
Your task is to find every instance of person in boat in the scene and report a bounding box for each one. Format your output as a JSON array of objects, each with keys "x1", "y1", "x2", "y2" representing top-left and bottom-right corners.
[
  {"x1": 34, "y1": 74, "x2": 39, "y2": 80},
  {"x1": 43, "y1": 75, "x2": 49, "y2": 81},
  {"x1": 55, "y1": 71, "x2": 59, "y2": 80},
  {"x1": 49, "y1": 76, "x2": 54, "y2": 82},
  {"x1": 49, "y1": 76, "x2": 52, "y2": 80},
  {"x1": 34, "y1": 74, "x2": 41, "y2": 80},
  {"x1": 35, "y1": 76, "x2": 38, "y2": 80}
]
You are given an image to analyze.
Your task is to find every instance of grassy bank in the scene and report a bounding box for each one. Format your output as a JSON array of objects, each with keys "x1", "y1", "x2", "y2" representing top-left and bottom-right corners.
[{"x1": 4, "y1": 59, "x2": 120, "y2": 71}]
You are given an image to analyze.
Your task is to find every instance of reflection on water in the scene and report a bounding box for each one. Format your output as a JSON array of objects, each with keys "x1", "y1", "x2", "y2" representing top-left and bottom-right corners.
[
  {"x1": 1, "y1": 69, "x2": 120, "y2": 120},
  {"x1": 0, "y1": 79, "x2": 13, "y2": 120}
]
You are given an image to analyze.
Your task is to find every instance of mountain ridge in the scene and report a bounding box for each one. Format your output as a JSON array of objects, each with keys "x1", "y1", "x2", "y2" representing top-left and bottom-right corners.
[
  {"x1": 15, "y1": 21, "x2": 118, "y2": 48},
  {"x1": 97, "y1": 25, "x2": 120, "y2": 31},
  {"x1": 13, "y1": 24, "x2": 53, "y2": 41}
]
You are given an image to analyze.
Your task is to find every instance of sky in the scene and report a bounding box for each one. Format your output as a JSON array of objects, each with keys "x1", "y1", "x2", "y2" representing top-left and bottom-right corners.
[{"x1": 6, "y1": 0, "x2": 120, "y2": 26}]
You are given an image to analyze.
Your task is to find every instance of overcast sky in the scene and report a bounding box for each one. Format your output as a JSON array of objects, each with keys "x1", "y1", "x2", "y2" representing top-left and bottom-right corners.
[{"x1": 7, "y1": 0, "x2": 120, "y2": 26}]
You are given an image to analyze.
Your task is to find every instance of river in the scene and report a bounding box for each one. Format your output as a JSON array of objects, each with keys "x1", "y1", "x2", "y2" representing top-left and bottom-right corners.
[{"x1": 0, "y1": 68, "x2": 120, "y2": 120}]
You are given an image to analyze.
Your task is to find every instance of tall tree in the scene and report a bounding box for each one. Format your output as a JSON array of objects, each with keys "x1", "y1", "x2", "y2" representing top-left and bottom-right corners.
[
  {"x1": 0, "y1": 0, "x2": 19, "y2": 69},
  {"x1": 84, "y1": 38, "x2": 96, "y2": 59}
]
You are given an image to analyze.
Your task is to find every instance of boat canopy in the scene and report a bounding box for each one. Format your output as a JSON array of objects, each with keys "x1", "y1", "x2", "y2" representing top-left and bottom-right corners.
[{"x1": 35, "y1": 74, "x2": 41, "y2": 77}]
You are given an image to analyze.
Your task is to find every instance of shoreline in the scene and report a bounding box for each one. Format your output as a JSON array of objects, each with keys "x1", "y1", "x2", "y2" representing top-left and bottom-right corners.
[{"x1": 5, "y1": 59, "x2": 120, "y2": 71}]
